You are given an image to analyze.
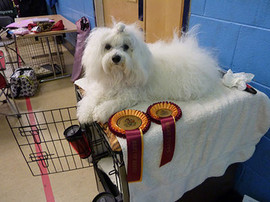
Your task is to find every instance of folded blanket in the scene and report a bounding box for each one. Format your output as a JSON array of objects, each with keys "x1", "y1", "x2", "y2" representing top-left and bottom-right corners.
[{"x1": 115, "y1": 86, "x2": 270, "y2": 202}]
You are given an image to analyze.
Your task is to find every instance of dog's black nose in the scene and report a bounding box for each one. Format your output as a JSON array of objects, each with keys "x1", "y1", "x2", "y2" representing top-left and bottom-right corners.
[{"x1": 112, "y1": 55, "x2": 121, "y2": 64}]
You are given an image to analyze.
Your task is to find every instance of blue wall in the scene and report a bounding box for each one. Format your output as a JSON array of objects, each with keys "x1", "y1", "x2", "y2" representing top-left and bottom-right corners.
[
  {"x1": 52, "y1": 0, "x2": 96, "y2": 46},
  {"x1": 55, "y1": 0, "x2": 95, "y2": 27},
  {"x1": 234, "y1": 133, "x2": 270, "y2": 201},
  {"x1": 189, "y1": 1, "x2": 270, "y2": 200},
  {"x1": 189, "y1": 0, "x2": 270, "y2": 98}
]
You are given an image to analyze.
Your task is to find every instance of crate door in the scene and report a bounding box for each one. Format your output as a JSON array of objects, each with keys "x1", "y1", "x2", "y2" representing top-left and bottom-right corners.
[{"x1": 95, "y1": 0, "x2": 185, "y2": 43}]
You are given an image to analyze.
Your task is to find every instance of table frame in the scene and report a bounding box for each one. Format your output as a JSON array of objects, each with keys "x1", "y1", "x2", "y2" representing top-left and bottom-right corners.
[{"x1": 14, "y1": 15, "x2": 77, "y2": 82}]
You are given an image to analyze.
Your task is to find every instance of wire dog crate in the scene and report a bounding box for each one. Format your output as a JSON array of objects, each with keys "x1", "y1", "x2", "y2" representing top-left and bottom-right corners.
[
  {"x1": 6, "y1": 105, "x2": 128, "y2": 201},
  {"x1": 6, "y1": 106, "x2": 92, "y2": 176},
  {"x1": 15, "y1": 35, "x2": 65, "y2": 79},
  {"x1": 90, "y1": 122, "x2": 129, "y2": 201},
  {"x1": 1, "y1": 35, "x2": 66, "y2": 80},
  {"x1": 75, "y1": 86, "x2": 129, "y2": 200}
]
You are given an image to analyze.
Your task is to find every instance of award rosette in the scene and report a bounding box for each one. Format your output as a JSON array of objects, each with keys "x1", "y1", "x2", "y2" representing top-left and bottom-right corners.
[
  {"x1": 147, "y1": 102, "x2": 182, "y2": 167},
  {"x1": 108, "y1": 109, "x2": 151, "y2": 182}
]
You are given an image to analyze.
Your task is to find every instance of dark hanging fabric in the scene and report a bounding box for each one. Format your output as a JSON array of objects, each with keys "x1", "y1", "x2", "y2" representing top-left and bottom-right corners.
[
  {"x1": 46, "y1": 0, "x2": 58, "y2": 8},
  {"x1": 18, "y1": 0, "x2": 48, "y2": 17},
  {"x1": 0, "y1": 0, "x2": 17, "y2": 19},
  {"x1": 71, "y1": 16, "x2": 91, "y2": 82}
]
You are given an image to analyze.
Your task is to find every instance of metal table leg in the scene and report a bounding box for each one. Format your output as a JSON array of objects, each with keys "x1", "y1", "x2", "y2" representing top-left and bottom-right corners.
[
  {"x1": 54, "y1": 35, "x2": 64, "y2": 76},
  {"x1": 39, "y1": 35, "x2": 70, "y2": 83},
  {"x1": 45, "y1": 36, "x2": 56, "y2": 78}
]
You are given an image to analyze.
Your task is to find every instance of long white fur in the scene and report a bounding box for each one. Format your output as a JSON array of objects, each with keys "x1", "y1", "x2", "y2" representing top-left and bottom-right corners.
[{"x1": 77, "y1": 22, "x2": 221, "y2": 124}]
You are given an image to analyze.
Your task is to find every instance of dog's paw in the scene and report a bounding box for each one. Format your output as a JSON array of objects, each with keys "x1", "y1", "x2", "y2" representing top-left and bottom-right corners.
[
  {"x1": 77, "y1": 109, "x2": 93, "y2": 124},
  {"x1": 92, "y1": 107, "x2": 111, "y2": 124},
  {"x1": 93, "y1": 101, "x2": 118, "y2": 123},
  {"x1": 77, "y1": 106, "x2": 94, "y2": 124},
  {"x1": 76, "y1": 99, "x2": 95, "y2": 124}
]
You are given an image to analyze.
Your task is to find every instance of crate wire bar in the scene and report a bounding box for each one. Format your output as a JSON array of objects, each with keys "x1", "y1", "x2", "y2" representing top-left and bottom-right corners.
[
  {"x1": 0, "y1": 35, "x2": 66, "y2": 82},
  {"x1": 75, "y1": 85, "x2": 128, "y2": 200},
  {"x1": 7, "y1": 101, "x2": 128, "y2": 200},
  {"x1": 87, "y1": 122, "x2": 129, "y2": 200},
  {"x1": 15, "y1": 35, "x2": 66, "y2": 82},
  {"x1": 6, "y1": 106, "x2": 92, "y2": 176}
]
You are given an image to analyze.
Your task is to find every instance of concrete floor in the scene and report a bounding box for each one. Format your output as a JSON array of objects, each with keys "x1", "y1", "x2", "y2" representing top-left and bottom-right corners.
[{"x1": 0, "y1": 45, "x2": 98, "y2": 201}]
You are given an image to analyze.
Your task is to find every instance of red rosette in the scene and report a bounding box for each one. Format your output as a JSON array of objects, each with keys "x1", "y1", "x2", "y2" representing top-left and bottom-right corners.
[
  {"x1": 108, "y1": 109, "x2": 151, "y2": 182},
  {"x1": 108, "y1": 109, "x2": 151, "y2": 138},
  {"x1": 146, "y1": 101, "x2": 182, "y2": 124},
  {"x1": 147, "y1": 101, "x2": 182, "y2": 167}
]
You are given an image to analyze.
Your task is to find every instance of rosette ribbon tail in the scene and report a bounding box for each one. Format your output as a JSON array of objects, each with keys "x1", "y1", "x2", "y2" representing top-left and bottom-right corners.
[
  {"x1": 160, "y1": 116, "x2": 176, "y2": 167},
  {"x1": 126, "y1": 129, "x2": 144, "y2": 182}
]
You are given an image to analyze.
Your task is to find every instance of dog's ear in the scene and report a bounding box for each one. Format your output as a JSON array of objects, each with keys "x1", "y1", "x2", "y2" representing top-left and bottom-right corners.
[
  {"x1": 123, "y1": 24, "x2": 152, "y2": 86},
  {"x1": 82, "y1": 27, "x2": 110, "y2": 80}
]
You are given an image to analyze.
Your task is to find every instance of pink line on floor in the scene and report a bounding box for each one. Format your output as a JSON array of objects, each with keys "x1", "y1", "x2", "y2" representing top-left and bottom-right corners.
[{"x1": 25, "y1": 97, "x2": 55, "y2": 202}]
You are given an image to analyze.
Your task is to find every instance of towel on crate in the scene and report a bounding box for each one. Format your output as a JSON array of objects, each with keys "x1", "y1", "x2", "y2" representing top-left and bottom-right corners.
[
  {"x1": 115, "y1": 85, "x2": 270, "y2": 202},
  {"x1": 74, "y1": 78, "x2": 270, "y2": 202}
]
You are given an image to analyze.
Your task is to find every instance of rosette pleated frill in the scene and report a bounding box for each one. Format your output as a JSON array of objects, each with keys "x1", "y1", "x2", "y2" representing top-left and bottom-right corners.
[
  {"x1": 147, "y1": 102, "x2": 182, "y2": 167},
  {"x1": 108, "y1": 109, "x2": 151, "y2": 182}
]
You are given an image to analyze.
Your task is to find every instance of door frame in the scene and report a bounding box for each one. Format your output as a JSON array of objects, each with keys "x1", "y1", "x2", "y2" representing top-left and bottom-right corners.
[
  {"x1": 93, "y1": 0, "x2": 145, "y2": 29},
  {"x1": 94, "y1": 0, "x2": 190, "y2": 30}
]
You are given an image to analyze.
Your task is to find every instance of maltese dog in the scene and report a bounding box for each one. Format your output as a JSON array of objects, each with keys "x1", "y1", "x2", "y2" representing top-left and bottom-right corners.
[{"x1": 77, "y1": 22, "x2": 220, "y2": 124}]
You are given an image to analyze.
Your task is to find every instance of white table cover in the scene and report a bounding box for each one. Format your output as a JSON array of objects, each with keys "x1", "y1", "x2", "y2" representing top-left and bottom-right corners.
[{"x1": 115, "y1": 86, "x2": 270, "y2": 202}]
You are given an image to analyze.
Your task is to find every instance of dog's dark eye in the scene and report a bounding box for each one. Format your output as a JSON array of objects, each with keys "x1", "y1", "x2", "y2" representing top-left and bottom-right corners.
[
  {"x1": 123, "y1": 44, "x2": 129, "y2": 51},
  {"x1": 105, "y1": 44, "x2": 112, "y2": 50}
]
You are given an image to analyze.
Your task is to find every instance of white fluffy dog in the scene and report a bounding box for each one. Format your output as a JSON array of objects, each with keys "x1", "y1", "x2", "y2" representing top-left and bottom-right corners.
[{"x1": 77, "y1": 22, "x2": 220, "y2": 124}]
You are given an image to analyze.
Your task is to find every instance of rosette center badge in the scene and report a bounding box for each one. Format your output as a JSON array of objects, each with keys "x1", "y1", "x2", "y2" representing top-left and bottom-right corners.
[
  {"x1": 147, "y1": 102, "x2": 182, "y2": 167},
  {"x1": 108, "y1": 109, "x2": 150, "y2": 182},
  {"x1": 117, "y1": 115, "x2": 142, "y2": 130}
]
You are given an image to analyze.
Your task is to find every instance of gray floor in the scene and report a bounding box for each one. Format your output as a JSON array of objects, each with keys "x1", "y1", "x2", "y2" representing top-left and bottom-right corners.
[{"x1": 0, "y1": 43, "x2": 98, "y2": 201}]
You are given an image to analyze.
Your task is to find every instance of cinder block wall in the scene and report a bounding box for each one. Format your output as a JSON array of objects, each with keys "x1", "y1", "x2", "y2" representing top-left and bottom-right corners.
[
  {"x1": 189, "y1": 0, "x2": 270, "y2": 98},
  {"x1": 55, "y1": 0, "x2": 95, "y2": 26},
  {"x1": 189, "y1": 1, "x2": 270, "y2": 200},
  {"x1": 54, "y1": 0, "x2": 96, "y2": 46}
]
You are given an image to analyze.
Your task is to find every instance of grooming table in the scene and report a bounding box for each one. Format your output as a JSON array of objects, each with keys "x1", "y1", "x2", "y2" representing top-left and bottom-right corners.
[{"x1": 75, "y1": 78, "x2": 270, "y2": 202}]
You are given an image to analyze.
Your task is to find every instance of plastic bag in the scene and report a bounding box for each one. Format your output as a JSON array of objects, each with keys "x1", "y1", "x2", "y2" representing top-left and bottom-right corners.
[{"x1": 222, "y1": 69, "x2": 254, "y2": 91}]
